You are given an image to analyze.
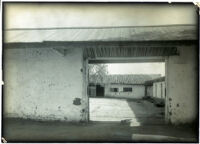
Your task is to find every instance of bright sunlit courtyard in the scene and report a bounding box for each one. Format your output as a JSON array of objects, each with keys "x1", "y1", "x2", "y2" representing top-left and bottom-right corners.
[{"x1": 89, "y1": 97, "x2": 165, "y2": 126}]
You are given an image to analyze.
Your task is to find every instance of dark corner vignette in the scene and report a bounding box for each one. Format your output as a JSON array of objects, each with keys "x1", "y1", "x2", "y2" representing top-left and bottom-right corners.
[{"x1": 1, "y1": 2, "x2": 199, "y2": 143}]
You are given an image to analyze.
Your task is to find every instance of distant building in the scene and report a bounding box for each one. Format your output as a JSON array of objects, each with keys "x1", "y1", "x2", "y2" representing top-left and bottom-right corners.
[{"x1": 89, "y1": 74, "x2": 161, "y2": 99}]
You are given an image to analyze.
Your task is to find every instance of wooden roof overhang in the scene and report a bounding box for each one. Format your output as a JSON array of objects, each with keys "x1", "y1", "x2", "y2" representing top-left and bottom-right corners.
[{"x1": 4, "y1": 40, "x2": 197, "y2": 60}]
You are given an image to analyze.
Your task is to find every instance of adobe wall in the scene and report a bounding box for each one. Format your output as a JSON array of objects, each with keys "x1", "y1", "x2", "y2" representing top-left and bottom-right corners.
[
  {"x1": 166, "y1": 45, "x2": 198, "y2": 124},
  {"x1": 3, "y1": 47, "x2": 88, "y2": 122}
]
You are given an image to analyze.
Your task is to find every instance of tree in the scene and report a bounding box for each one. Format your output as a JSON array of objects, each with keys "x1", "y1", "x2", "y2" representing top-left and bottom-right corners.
[{"x1": 89, "y1": 64, "x2": 108, "y2": 83}]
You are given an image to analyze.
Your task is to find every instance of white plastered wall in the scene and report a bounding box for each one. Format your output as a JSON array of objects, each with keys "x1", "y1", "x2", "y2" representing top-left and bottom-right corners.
[
  {"x1": 104, "y1": 84, "x2": 145, "y2": 99},
  {"x1": 4, "y1": 47, "x2": 88, "y2": 122},
  {"x1": 166, "y1": 45, "x2": 198, "y2": 124}
]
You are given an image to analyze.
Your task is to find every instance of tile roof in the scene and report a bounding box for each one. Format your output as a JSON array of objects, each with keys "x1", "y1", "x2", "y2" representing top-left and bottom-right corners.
[
  {"x1": 4, "y1": 25, "x2": 197, "y2": 43},
  {"x1": 89, "y1": 74, "x2": 161, "y2": 85}
]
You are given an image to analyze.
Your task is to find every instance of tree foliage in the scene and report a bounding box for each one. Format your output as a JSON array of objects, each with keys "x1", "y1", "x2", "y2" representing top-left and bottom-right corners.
[{"x1": 89, "y1": 64, "x2": 108, "y2": 77}]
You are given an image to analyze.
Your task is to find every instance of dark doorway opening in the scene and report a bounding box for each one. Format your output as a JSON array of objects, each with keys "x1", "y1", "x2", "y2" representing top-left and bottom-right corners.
[{"x1": 96, "y1": 84, "x2": 104, "y2": 97}]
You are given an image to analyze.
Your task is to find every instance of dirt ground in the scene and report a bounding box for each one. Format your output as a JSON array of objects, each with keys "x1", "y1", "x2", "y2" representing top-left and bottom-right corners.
[
  {"x1": 89, "y1": 97, "x2": 164, "y2": 125},
  {"x1": 2, "y1": 98, "x2": 198, "y2": 142}
]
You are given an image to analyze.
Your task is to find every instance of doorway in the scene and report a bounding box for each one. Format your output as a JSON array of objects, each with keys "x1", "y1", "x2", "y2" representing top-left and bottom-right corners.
[
  {"x1": 87, "y1": 59, "x2": 166, "y2": 126},
  {"x1": 96, "y1": 84, "x2": 104, "y2": 97}
]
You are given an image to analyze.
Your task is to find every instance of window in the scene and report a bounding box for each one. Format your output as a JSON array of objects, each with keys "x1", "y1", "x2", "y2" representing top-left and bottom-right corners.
[
  {"x1": 110, "y1": 88, "x2": 118, "y2": 92},
  {"x1": 123, "y1": 87, "x2": 132, "y2": 92}
]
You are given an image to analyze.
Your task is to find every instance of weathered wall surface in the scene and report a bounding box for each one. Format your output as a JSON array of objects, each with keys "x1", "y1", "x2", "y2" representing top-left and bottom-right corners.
[
  {"x1": 104, "y1": 84, "x2": 145, "y2": 99},
  {"x1": 153, "y1": 81, "x2": 165, "y2": 99},
  {"x1": 4, "y1": 47, "x2": 87, "y2": 122},
  {"x1": 166, "y1": 45, "x2": 198, "y2": 124}
]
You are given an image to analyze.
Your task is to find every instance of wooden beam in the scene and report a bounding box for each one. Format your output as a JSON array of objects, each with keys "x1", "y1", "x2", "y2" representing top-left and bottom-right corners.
[
  {"x1": 4, "y1": 40, "x2": 197, "y2": 49},
  {"x1": 88, "y1": 57, "x2": 166, "y2": 63}
]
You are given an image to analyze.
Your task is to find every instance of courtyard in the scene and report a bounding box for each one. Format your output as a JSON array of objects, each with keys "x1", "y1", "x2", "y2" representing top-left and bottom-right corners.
[{"x1": 89, "y1": 97, "x2": 164, "y2": 125}]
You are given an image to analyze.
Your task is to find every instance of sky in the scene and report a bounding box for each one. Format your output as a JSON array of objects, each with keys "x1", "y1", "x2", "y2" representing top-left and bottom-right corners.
[
  {"x1": 106, "y1": 63, "x2": 165, "y2": 76},
  {"x1": 4, "y1": 3, "x2": 197, "y2": 29}
]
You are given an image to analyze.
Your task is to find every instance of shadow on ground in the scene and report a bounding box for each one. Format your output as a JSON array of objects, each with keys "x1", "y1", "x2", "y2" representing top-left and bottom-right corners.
[
  {"x1": 126, "y1": 98, "x2": 165, "y2": 126},
  {"x1": 2, "y1": 117, "x2": 198, "y2": 142}
]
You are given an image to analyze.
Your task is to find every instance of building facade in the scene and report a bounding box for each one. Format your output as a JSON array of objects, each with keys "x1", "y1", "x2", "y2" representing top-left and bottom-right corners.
[
  {"x1": 89, "y1": 74, "x2": 161, "y2": 99},
  {"x1": 105, "y1": 84, "x2": 145, "y2": 99}
]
